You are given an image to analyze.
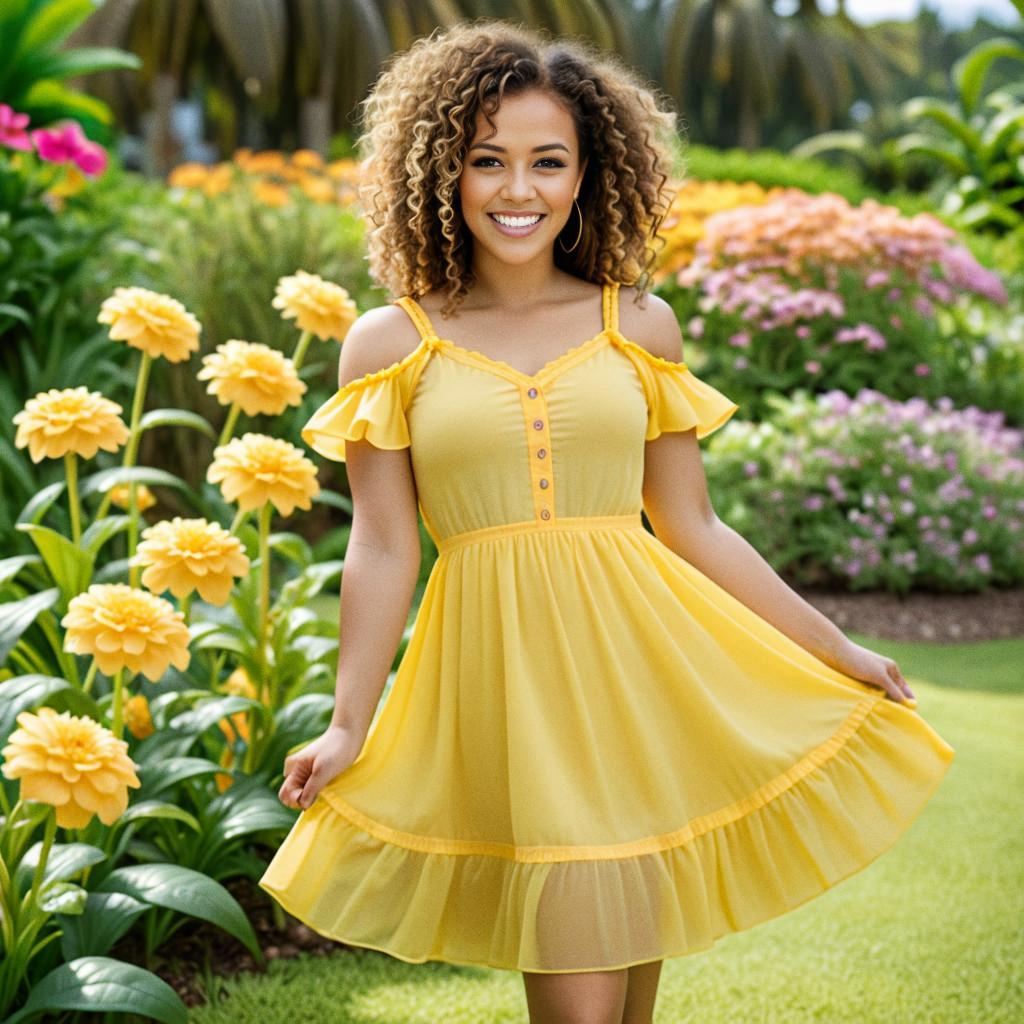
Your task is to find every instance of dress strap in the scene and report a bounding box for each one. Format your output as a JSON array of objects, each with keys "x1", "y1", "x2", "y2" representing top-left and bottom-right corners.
[
  {"x1": 602, "y1": 281, "x2": 620, "y2": 334},
  {"x1": 393, "y1": 295, "x2": 438, "y2": 341}
]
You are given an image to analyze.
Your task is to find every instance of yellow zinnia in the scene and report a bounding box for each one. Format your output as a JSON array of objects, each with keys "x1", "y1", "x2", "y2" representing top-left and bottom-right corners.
[
  {"x1": 272, "y1": 270, "x2": 358, "y2": 342},
  {"x1": 97, "y1": 286, "x2": 201, "y2": 363},
  {"x1": 13, "y1": 387, "x2": 129, "y2": 462},
  {"x1": 62, "y1": 583, "x2": 191, "y2": 681},
  {"x1": 197, "y1": 339, "x2": 306, "y2": 416},
  {"x1": 133, "y1": 517, "x2": 250, "y2": 605},
  {"x1": 108, "y1": 482, "x2": 156, "y2": 512},
  {"x1": 1, "y1": 707, "x2": 141, "y2": 828},
  {"x1": 207, "y1": 433, "x2": 319, "y2": 516},
  {"x1": 125, "y1": 693, "x2": 155, "y2": 739}
]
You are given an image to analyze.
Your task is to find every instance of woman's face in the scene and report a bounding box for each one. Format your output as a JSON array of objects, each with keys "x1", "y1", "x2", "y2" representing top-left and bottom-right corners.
[{"x1": 459, "y1": 88, "x2": 588, "y2": 268}]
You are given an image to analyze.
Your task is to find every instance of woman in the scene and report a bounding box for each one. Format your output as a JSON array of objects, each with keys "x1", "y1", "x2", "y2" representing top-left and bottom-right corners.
[{"x1": 259, "y1": 20, "x2": 954, "y2": 1024}]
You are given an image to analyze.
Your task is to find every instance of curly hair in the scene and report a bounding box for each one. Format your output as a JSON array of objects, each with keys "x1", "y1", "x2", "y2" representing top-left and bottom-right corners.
[{"x1": 354, "y1": 18, "x2": 683, "y2": 318}]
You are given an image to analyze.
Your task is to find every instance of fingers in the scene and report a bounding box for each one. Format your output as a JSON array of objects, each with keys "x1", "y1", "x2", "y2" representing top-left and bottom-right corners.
[{"x1": 885, "y1": 660, "x2": 916, "y2": 705}]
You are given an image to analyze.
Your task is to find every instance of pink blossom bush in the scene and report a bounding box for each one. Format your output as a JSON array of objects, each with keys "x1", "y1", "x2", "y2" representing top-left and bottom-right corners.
[
  {"x1": 671, "y1": 189, "x2": 1018, "y2": 424},
  {"x1": 707, "y1": 387, "x2": 1024, "y2": 594}
]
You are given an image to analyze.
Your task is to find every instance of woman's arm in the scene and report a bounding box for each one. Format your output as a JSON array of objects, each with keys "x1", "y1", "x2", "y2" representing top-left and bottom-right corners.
[
  {"x1": 326, "y1": 312, "x2": 424, "y2": 742},
  {"x1": 634, "y1": 297, "x2": 914, "y2": 704}
]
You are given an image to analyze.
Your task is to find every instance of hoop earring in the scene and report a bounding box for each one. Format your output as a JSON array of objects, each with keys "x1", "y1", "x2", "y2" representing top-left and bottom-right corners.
[{"x1": 558, "y1": 197, "x2": 583, "y2": 253}]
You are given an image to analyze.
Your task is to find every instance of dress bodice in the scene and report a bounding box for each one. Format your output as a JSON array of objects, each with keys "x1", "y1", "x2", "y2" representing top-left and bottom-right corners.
[{"x1": 300, "y1": 282, "x2": 739, "y2": 549}]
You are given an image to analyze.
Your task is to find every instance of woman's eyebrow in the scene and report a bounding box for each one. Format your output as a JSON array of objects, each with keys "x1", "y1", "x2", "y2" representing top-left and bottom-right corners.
[{"x1": 468, "y1": 142, "x2": 570, "y2": 153}]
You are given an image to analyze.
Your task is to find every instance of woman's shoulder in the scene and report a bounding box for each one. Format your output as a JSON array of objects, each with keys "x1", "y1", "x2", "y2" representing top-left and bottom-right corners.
[
  {"x1": 617, "y1": 285, "x2": 687, "y2": 363},
  {"x1": 336, "y1": 302, "x2": 428, "y2": 389}
]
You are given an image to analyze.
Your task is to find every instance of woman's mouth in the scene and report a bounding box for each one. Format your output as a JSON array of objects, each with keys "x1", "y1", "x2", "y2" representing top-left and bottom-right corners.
[{"x1": 488, "y1": 212, "x2": 545, "y2": 237}]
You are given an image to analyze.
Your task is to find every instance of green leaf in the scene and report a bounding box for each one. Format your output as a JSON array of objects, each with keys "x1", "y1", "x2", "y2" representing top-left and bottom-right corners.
[
  {"x1": 167, "y1": 695, "x2": 270, "y2": 735},
  {"x1": 38, "y1": 880, "x2": 88, "y2": 915},
  {"x1": 2, "y1": 955, "x2": 187, "y2": 1024},
  {"x1": 16, "y1": 523, "x2": 93, "y2": 601},
  {"x1": 16, "y1": 480, "x2": 66, "y2": 526},
  {"x1": 31, "y1": 46, "x2": 144, "y2": 80},
  {"x1": 0, "y1": 589, "x2": 60, "y2": 666},
  {"x1": 80, "y1": 514, "x2": 131, "y2": 559},
  {"x1": 0, "y1": 554, "x2": 41, "y2": 587},
  {"x1": 97, "y1": 863, "x2": 261, "y2": 959},
  {"x1": 17, "y1": 843, "x2": 108, "y2": 895},
  {"x1": 134, "y1": 756, "x2": 229, "y2": 800},
  {"x1": 78, "y1": 465, "x2": 196, "y2": 500},
  {"x1": 139, "y1": 408, "x2": 216, "y2": 440},
  {"x1": 57, "y1": 891, "x2": 150, "y2": 959},
  {"x1": 116, "y1": 799, "x2": 201, "y2": 833}
]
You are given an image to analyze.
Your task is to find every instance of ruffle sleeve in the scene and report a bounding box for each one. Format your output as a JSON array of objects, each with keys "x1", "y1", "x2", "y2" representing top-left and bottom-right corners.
[
  {"x1": 300, "y1": 339, "x2": 432, "y2": 463},
  {"x1": 611, "y1": 333, "x2": 740, "y2": 441}
]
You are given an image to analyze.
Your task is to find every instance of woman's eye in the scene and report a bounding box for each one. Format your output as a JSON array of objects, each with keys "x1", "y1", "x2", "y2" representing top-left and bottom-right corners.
[{"x1": 471, "y1": 157, "x2": 565, "y2": 168}]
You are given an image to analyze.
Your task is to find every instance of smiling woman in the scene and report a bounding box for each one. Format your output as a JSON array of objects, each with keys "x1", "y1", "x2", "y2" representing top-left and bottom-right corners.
[{"x1": 259, "y1": 18, "x2": 955, "y2": 1024}]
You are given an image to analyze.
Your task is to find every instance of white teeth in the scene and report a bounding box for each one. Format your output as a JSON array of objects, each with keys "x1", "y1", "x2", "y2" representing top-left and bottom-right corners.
[{"x1": 492, "y1": 213, "x2": 542, "y2": 227}]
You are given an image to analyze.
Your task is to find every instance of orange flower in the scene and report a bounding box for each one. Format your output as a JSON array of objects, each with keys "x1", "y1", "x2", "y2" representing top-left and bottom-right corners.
[
  {"x1": 97, "y1": 286, "x2": 201, "y2": 362},
  {"x1": 207, "y1": 433, "x2": 319, "y2": 515},
  {"x1": 197, "y1": 339, "x2": 306, "y2": 416},
  {"x1": 1, "y1": 707, "x2": 141, "y2": 827},
  {"x1": 272, "y1": 270, "x2": 358, "y2": 342},
  {"x1": 108, "y1": 482, "x2": 156, "y2": 512},
  {"x1": 125, "y1": 693, "x2": 155, "y2": 739},
  {"x1": 133, "y1": 517, "x2": 250, "y2": 605},
  {"x1": 62, "y1": 583, "x2": 191, "y2": 681},
  {"x1": 13, "y1": 387, "x2": 129, "y2": 462}
]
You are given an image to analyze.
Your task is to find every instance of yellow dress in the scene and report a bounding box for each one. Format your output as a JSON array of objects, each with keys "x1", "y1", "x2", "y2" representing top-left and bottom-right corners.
[{"x1": 258, "y1": 281, "x2": 955, "y2": 973}]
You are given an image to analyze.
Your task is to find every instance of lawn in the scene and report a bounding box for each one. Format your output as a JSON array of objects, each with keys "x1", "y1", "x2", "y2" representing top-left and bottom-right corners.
[{"x1": 188, "y1": 634, "x2": 1024, "y2": 1023}]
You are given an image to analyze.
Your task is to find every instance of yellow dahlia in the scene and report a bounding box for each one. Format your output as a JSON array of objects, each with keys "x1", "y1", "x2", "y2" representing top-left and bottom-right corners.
[
  {"x1": 109, "y1": 482, "x2": 156, "y2": 512},
  {"x1": 133, "y1": 517, "x2": 250, "y2": 605},
  {"x1": 97, "y1": 286, "x2": 201, "y2": 363},
  {"x1": 124, "y1": 693, "x2": 155, "y2": 739},
  {"x1": 272, "y1": 270, "x2": 358, "y2": 342},
  {"x1": 197, "y1": 339, "x2": 306, "y2": 416},
  {"x1": 207, "y1": 433, "x2": 319, "y2": 516},
  {"x1": 62, "y1": 583, "x2": 191, "y2": 681},
  {"x1": 13, "y1": 387, "x2": 129, "y2": 463},
  {"x1": 1, "y1": 707, "x2": 141, "y2": 827}
]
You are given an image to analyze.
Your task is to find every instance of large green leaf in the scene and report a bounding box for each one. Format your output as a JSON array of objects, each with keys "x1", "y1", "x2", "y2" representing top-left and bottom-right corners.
[
  {"x1": 0, "y1": 555, "x2": 41, "y2": 587},
  {"x1": 0, "y1": 673, "x2": 98, "y2": 745},
  {"x1": 30, "y1": 46, "x2": 144, "y2": 80},
  {"x1": 97, "y1": 863, "x2": 261, "y2": 959},
  {"x1": 16, "y1": 522, "x2": 93, "y2": 601},
  {"x1": 16, "y1": 480, "x2": 65, "y2": 526},
  {"x1": 134, "y1": 755, "x2": 228, "y2": 800},
  {"x1": 167, "y1": 694, "x2": 271, "y2": 735},
  {"x1": 2, "y1": 955, "x2": 187, "y2": 1024},
  {"x1": 16, "y1": 842, "x2": 108, "y2": 900},
  {"x1": 139, "y1": 407, "x2": 216, "y2": 440},
  {"x1": 57, "y1": 891, "x2": 150, "y2": 959},
  {"x1": 0, "y1": 588, "x2": 60, "y2": 666}
]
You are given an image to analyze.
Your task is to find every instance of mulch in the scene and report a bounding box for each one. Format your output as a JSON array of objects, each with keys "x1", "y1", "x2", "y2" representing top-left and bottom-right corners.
[{"x1": 114, "y1": 587, "x2": 1024, "y2": 1011}]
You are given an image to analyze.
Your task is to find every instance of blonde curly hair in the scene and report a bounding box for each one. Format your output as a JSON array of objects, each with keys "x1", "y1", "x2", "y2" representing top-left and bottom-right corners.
[{"x1": 355, "y1": 18, "x2": 683, "y2": 317}]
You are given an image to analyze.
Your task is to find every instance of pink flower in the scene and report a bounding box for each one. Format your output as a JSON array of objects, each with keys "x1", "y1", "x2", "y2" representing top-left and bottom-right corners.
[
  {"x1": 0, "y1": 103, "x2": 33, "y2": 151},
  {"x1": 795, "y1": 325, "x2": 812, "y2": 339},
  {"x1": 30, "y1": 120, "x2": 108, "y2": 177},
  {"x1": 805, "y1": 360, "x2": 821, "y2": 373},
  {"x1": 914, "y1": 363, "x2": 931, "y2": 376}
]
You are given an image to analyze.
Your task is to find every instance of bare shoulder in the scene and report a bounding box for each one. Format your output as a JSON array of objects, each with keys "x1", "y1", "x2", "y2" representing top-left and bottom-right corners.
[
  {"x1": 337, "y1": 302, "x2": 425, "y2": 388},
  {"x1": 617, "y1": 285, "x2": 686, "y2": 362}
]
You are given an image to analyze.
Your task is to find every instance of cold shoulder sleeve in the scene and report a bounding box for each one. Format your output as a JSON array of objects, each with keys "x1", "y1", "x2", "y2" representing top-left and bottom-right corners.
[
  {"x1": 611, "y1": 333, "x2": 740, "y2": 441},
  {"x1": 300, "y1": 339, "x2": 432, "y2": 462}
]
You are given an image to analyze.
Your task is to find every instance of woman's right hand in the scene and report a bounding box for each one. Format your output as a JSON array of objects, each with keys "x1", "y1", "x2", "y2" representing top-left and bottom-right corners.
[{"x1": 278, "y1": 725, "x2": 364, "y2": 810}]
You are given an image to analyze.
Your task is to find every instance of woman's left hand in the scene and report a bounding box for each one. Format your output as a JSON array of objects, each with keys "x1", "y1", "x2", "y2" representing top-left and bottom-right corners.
[{"x1": 820, "y1": 638, "x2": 917, "y2": 706}]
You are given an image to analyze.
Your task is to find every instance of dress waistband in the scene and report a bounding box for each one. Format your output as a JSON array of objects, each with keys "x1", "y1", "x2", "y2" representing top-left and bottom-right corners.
[{"x1": 436, "y1": 513, "x2": 645, "y2": 554}]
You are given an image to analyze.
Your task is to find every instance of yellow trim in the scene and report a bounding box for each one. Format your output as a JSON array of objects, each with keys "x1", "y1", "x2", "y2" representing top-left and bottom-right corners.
[
  {"x1": 436, "y1": 513, "x2": 644, "y2": 554},
  {"x1": 320, "y1": 694, "x2": 885, "y2": 863}
]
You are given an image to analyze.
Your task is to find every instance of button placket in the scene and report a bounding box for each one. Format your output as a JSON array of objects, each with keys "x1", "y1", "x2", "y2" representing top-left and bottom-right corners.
[{"x1": 520, "y1": 382, "x2": 554, "y2": 522}]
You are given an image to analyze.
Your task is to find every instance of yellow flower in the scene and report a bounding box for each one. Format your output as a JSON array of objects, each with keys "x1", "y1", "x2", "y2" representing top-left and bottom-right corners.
[
  {"x1": 62, "y1": 583, "x2": 191, "y2": 681},
  {"x1": 97, "y1": 286, "x2": 201, "y2": 363},
  {"x1": 125, "y1": 693, "x2": 155, "y2": 739},
  {"x1": 133, "y1": 517, "x2": 250, "y2": 605},
  {"x1": 207, "y1": 433, "x2": 319, "y2": 516},
  {"x1": 108, "y1": 482, "x2": 156, "y2": 512},
  {"x1": 272, "y1": 270, "x2": 358, "y2": 342},
  {"x1": 13, "y1": 387, "x2": 129, "y2": 463},
  {"x1": 1, "y1": 707, "x2": 141, "y2": 828},
  {"x1": 197, "y1": 339, "x2": 306, "y2": 416}
]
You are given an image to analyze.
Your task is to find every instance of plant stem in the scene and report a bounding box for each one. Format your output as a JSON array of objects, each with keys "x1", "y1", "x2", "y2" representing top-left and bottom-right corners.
[
  {"x1": 28, "y1": 807, "x2": 57, "y2": 913},
  {"x1": 291, "y1": 329, "x2": 313, "y2": 372},
  {"x1": 111, "y1": 667, "x2": 125, "y2": 739},
  {"x1": 217, "y1": 403, "x2": 241, "y2": 447},
  {"x1": 82, "y1": 659, "x2": 99, "y2": 695},
  {"x1": 64, "y1": 452, "x2": 80, "y2": 543}
]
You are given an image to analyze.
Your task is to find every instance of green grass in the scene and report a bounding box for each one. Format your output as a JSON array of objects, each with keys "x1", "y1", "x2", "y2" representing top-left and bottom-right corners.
[{"x1": 190, "y1": 637, "x2": 1024, "y2": 1023}]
